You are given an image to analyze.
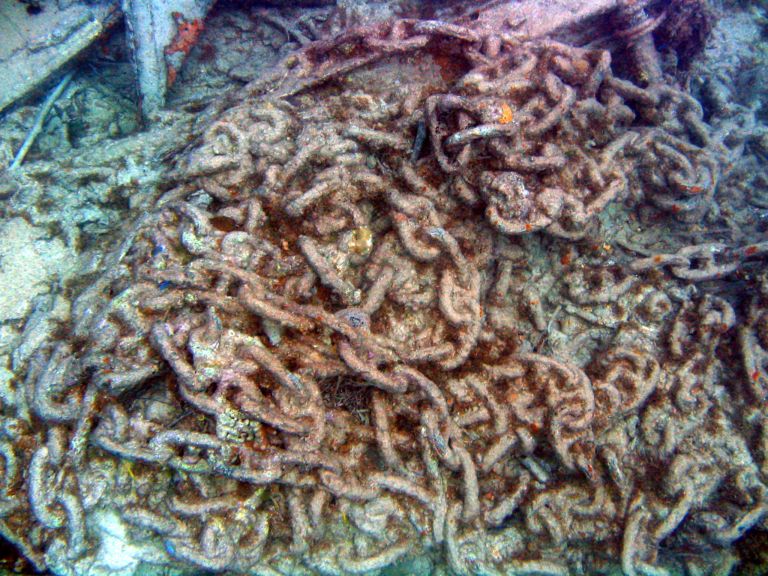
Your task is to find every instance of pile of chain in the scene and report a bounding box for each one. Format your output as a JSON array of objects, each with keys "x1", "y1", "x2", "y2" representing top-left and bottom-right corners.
[{"x1": 2, "y1": 13, "x2": 766, "y2": 576}]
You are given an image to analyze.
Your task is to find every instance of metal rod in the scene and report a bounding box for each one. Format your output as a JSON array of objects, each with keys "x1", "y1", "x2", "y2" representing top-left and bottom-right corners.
[{"x1": 10, "y1": 70, "x2": 75, "y2": 170}]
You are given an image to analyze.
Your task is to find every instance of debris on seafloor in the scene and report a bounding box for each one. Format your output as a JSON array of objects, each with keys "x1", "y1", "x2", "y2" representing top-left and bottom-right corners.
[
  {"x1": 0, "y1": 0, "x2": 214, "y2": 120},
  {"x1": 1, "y1": 1, "x2": 768, "y2": 576},
  {"x1": 8, "y1": 70, "x2": 74, "y2": 169},
  {"x1": 0, "y1": 0, "x2": 120, "y2": 114},
  {"x1": 0, "y1": 0, "x2": 628, "y2": 123},
  {"x1": 123, "y1": 0, "x2": 215, "y2": 118}
]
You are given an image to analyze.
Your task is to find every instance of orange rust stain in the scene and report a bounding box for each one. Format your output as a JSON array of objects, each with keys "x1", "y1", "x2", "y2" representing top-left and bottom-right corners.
[
  {"x1": 753, "y1": 370, "x2": 761, "y2": 382},
  {"x1": 165, "y1": 13, "x2": 205, "y2": 57},
  {"x1": 210, "y1": 216, "x2": 238, "y2": 232},
  {"x1": 573, "y1": 58, "x2": 591, "y2": 75},
  {"x1": 499, "y1": 102, "x2": 514, "y2": 125},
  {"x1": 432, "y1": 52, "x2": 466, "y2": 83},
  {"x1": 560, "y1": 252, "x2": 572, "y2": 266},
  {"x1": 745, "y1": 246, "x2": 758, "y2": 256},
  {"x1": 653, "y1": 255, "x2": 663, "y2": 263},
  {"x1": 524, "y1": 223, "x2": 533, "y2": 232}
]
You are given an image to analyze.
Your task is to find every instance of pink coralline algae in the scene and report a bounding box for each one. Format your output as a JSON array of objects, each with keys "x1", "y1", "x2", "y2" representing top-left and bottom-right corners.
[{"x1": 2, "y1": 10, "x2": 768, "y2": 576}]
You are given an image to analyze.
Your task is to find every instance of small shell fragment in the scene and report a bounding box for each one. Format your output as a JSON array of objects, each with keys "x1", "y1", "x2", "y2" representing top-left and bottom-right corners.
[{"x1": 348, "y1": 226, "x2": 373, "y2": 256}]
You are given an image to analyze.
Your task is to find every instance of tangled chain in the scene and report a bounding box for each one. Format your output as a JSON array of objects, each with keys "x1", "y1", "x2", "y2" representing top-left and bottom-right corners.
[{"x1": 2, "y1": 14, "x2": 766, "y2": 576}]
